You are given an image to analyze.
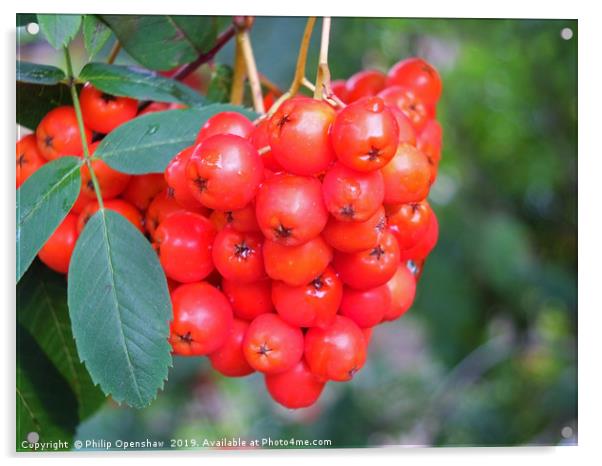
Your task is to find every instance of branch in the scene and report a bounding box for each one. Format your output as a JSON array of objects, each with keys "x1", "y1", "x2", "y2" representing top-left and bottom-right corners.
[
  {"x1": 171, "y1": 24, "x2": 237, "y2": 81},
  {"x1": 314, "y1": 17, "x2": 331, "y2": 100},
  {"x1": 107, "y1": 41, "x2": 121, "y2": 65}
]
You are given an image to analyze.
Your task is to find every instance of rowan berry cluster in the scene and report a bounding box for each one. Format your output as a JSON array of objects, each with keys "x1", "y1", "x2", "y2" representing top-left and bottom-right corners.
[{"x1": 16, "y1": 56, "x2": 442, "y2": 409}]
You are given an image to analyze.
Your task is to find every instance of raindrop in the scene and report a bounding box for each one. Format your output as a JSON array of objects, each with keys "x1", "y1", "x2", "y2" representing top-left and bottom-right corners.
[{"x1": 146, "y1": 125, "x2": 159, "y2": 135}]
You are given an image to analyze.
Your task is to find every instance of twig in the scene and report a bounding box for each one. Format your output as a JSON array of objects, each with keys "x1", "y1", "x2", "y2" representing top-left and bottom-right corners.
[
  {"x1": 238, "y1": 30, "x2": 265, "y2": 114},
  {"x1": 171, "y1": 24, "x2": 237, "y2": 81},
  {"x1": 266, "y1": 17, "x2": 317, "y2": 117},
  {"x1": 230, "y1": 36, "x2": 246, "y2": 105},
  {"x1": 314, "y1": 17, "x2": 331, "y2": 99},
  {"x1": 107, "y1": 41, "x2": 121, "y2": 65}
]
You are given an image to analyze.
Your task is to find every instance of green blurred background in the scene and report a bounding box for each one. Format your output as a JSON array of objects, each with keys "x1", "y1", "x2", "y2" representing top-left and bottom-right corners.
[{"x1": 18, "y1": 17, "x2": 578, "y2": 448}]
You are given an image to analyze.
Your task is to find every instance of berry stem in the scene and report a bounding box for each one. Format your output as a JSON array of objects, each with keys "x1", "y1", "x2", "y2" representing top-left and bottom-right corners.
[
  {"x1": 314, "y1": 17, "x2": 331, "y2": 100},
  {"x1": 230, "y1": 36, "x2": 246, "y2": 105},
  {"x1": 264, "y1": 17, "x2": 316, "y2": 118},
  {"x1": 63, "y1": 46, "x2": 104, "y2": 209},
  {"x1": 290, "y1": 17, "x2": 316, "y2": 95},
  {"x1": 107, "y1": 41, "x2": 121, "y2": 65},
  {"x1": 238, "y1": 29, "x2": 265, "y2": 114}
]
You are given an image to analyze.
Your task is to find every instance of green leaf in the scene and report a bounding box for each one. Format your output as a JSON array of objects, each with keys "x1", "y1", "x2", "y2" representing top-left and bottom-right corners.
[
  {"x1": 206, "y1": 64, "x2": 234, "y2": 103},
  {"x1": 67, "y1": 209, "x2": 172, "y2": 409},
  {"x1": 18, "y1": 262, "x2": 106, "y2": 420},
  {"x1": 95, "y1": 104, "x2": 258, "y2": 174},
  {"x1": 82, "y1": 15, "x2": 112, "y2": 59},
  {"x1": 100, "y1": 15, "x2": 218, "y2": 70},
  {"x1": 17, "y1": 324, "x2": 78, "y2": 451},
  {"x1": 17, "y1": 82, "x2": 73, "y2": 130},
  {"x1": 79, "y1": 63, "x2": 204, "y2": 106},
  {"x1": 37, "y1": 14, "x2": 82, "y2": 49},
  {"x1": 17, "y1": 157, "x2": 82, "y2": 282},
  {"x1": 17, "y1": 61, "x2": 65, "y2": 85},
  {"x1": 17, "y1": 14, "x2": 37, "y2": 27}
]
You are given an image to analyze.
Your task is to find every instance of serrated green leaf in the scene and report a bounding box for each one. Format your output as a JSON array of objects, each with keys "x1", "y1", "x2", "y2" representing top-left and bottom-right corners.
[
  {"x1": 100, "y1": 15, "x2": 217, "y2": 70},
  {"x1": 37, "y1": 14, "x2": 82, "y2": 50},
  {"x1": 17, "y1": 157, "x2": 82, "y2": 282},
  {"x1": 79, "y1": 63, "x2": 204, "y2": 106},
  {"x1": 17, "y1": 82, "x2": 73, "y2": 130},
  {"x1": 18, "y1": 262, "x2": 106, "y2": 420},
  {"x1": 17, "y1": 324, "x2": 78, "y2": 451},
  {"x1": 82, "y1": 15, "x2": 112, "y2": 59},
  {"x1": 67, "y1": 209, "x2": 172, "y2": 409},
  {"x1": 206, "y1": 64, "x2": 234, "y2": 103},
  {"x1": 17, "y1": 61, "x2": 65, "y2": 85},
  {"x1": 95, "y1": 104, "x2": 258, "y2": 174}
]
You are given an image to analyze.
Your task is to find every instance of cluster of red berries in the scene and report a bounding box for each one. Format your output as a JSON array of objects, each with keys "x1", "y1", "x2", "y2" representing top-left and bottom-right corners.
[{"x1": 16, "y1": 56, "x2": 442, "y2": 409}]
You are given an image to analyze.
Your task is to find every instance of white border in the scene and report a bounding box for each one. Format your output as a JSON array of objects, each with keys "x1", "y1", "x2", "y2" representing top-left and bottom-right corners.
[{"x1": 3, "y1": 1, "x2": 601, "y2": 464}]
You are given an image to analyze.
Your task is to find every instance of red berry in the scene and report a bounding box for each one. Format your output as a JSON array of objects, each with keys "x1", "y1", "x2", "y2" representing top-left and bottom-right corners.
[
  {"x1": 340, "y1": 285, "x2": 391, "y2": 328},
  {"x1": 187, "y1": 134, "x2": 263, "y2": 211},
  {"x1": 121, "y1": 174, "x2": 166, "y2": 211},
  {"x1": 398, "y1": 210, "x2": 439, "y2": 261},
  {"x1": 165, "y1": 146, "x2": 208, "y2": 211},
  {"x1": 383, "y1": 264, "x2": 416, "y2": 321},
  {"x1": 38, "y1": 213, "x2": 78, "y2": 274},
  {"x1": 265, "y1": 360, "x2": 325, "y2": 409},
  {"x1": 222, "y1": 278, "x2": 274, "y2": 321},
  {"x1": 154, "y1": 211, "x2": 216, "y2": 283},
  {"x1": 169, "y1": 282, "x2": 233, "y2": 356},
  {"x1": 322, "y1": 162, "x2": 384, "y2": 222},
  {"x1": 263, "y1": 236, "x2": 333, "y2": 287},
  {"x1": 268, "y1": 97, "x2": 336, "y2": 176},
  {"x1": 272, "y1": 265, "x2": 342, "y2": 328},
  {"x1": 209, "y1": 203, "x2": 260, "y2": 233},
  {"x1": 195, "y1": 111, "x2": 254, "y2": 144},
  {"x1": 36, "y1": 106, "x2": 92, "y2": 161},
  {"x1": 387, "y1": 201, "x2": 432, "y2": 250},
  {"x1": 137, "y1": 101, "x2": 170, "y2": 116},
  {"x1": 145, "y1": 189, "x2": 207, "y2": 238},
  {"x1": 381, "y1": 144, "x2": 431, "y2": 205},
  {"x1": 362, "y1": 327, "x2": 374, "y2": 345},
  {"x1": 263, "y1": 91, "x2": 276, "y2": 112},
  {"x1": 70, "y1": 190, "x2": 92, "y2": 215},
  {"x1": 378, "y1": 86, "x2": 432, "y2": 132},
  {"x1": 80, "y1": 143, "x2": 131, "y2": 200},
  {"x1": 80, "y1": 84, "x2": 138, "y2": 134},
  {"x1": 208, "y1": 318, "x2": 255, "y2": 377},
  {"x1": 16, "y1": 134, "x2": 46, "y2": 187},
  {"x1": 330, "y1": 79, "x2": 349, "y2": 103},
  {"x1": 333, "y1": 228, "x2": 400, "y2": 290},
  {"x1": 387, "y1": 57, "x2": 442, "y2": 107},
  {"x1": 255, "y1": 173, "x2": 328, "y2": 246},
  {"x1": 330, "y1": 97, "x2": 399, "y2": 172},
  {"x1": 388, "y1": 106, "x2": 417, "y2": 146},
  {"x1": 242, "y1": 314, "x2": 304, "y2": 374},
  {"x1": 417, "y1": 119, "x2": 443, "y2": 183},
  {"x1": 77, "y1": 199, "x2": 143, "y2": 234},
  {"x1": 304, "y1": 315, "x2": 367, "y2": 382},
  {"x1": 322, "y1": 205, "x2": 386, "y2": 253},
  {"x1": 249, "y1": 119, "x2": 283, "y2": 172},
  {"x1": 212, "y1": 227, "x2": 266, "y2": 283},
  {"x1": 344, "y1": 69, "x2": 386, "y2": 103}
]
